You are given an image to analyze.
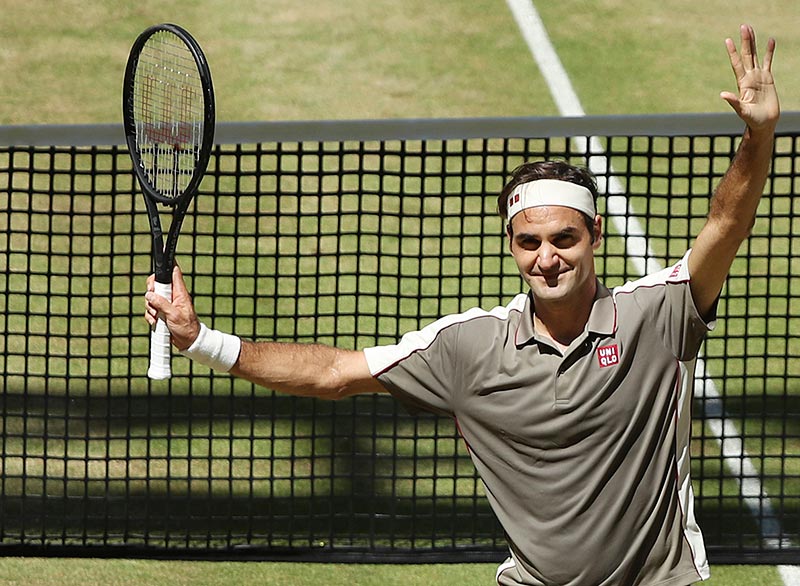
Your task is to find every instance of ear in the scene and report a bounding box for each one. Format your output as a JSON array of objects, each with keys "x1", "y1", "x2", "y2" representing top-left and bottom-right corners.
[{"x1": 592, "y1": 215, "x2": 603, "y2": 250}]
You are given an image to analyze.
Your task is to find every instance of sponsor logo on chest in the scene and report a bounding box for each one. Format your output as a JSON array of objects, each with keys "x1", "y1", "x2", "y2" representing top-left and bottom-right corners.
[{"x1": 597, "y1": 344, "x2": 620, "y2": 368}]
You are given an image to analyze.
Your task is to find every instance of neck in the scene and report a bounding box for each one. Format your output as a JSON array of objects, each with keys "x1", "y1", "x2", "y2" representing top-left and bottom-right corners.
[{"x1": 532, "y1": 280, "x2": 597, "y2": 349}]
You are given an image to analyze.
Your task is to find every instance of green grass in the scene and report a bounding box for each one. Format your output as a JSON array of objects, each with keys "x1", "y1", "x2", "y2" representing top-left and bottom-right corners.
[
  {"x1": 537, "y1": 0, "x2": 800, "y2": 116},
  {"x1": 0, "y1": 559, "x2": 791, "y2": 586},
  {"x1": 2, "y1": 0, "x2": 800, "y2": 125}
]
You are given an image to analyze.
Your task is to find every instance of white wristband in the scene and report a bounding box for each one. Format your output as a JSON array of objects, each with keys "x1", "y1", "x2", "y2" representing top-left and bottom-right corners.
[{"x1": 180, "y1": 323, "x2": 242, "y2": 372}]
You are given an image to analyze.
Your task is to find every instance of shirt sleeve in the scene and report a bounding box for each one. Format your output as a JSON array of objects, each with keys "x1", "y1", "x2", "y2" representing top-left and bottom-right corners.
[
  {"x1": 363, "y1": 321, "x2": 459, "y2": 416},
  {"x1": 363, "y1": 306, "x2": 508, "y2": 417},
  {"x1": 634, "y1": 249, "x2": 717, "y2": 361}
]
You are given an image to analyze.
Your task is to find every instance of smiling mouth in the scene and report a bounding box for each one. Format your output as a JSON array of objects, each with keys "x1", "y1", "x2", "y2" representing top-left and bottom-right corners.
[
  {"x1": 531, "y1": 273, "x2": 563, "y2": 287},
  {"x1": 531, "y1": 268, "x2": 571, "y2": 287},
  {"x1": 542, "y1": 275, "x2": 561, "y2": 286}
]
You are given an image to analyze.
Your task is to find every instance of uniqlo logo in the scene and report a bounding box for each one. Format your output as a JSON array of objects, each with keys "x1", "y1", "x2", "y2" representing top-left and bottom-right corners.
[{"x1": 597, "y1": 344, "x2": 619, "y2": 368}]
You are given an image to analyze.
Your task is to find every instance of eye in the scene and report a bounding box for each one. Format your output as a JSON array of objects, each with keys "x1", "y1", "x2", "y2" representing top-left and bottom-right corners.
[
  {"x1": 515, "y1": 236, "x2": 540, "y2": 250},
  {"x1": 553, "y1": 235, "x2": 577, "y2": 248}
]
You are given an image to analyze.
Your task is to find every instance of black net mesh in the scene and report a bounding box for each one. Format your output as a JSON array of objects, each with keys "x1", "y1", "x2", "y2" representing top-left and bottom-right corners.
[{"x1": 0, "y1": 116, "x2": 798, "y2": 563}]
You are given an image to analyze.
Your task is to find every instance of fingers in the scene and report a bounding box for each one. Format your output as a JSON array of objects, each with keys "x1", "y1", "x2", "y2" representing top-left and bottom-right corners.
[
  {"x1": 143, "y1": 264, "x2": 202, "y2": 350},
  {"x1": 144, "y1": 286, "x2": 172, "y2": 327},
  {"x1": 144, "y1": 267, "x2": 178, "y2": 326},
  {"x1": 144, "y1": 265, "x2": 187, "y2": 323},
  {"x1": 144, "y1": 274, "x2": 156, "y2": 325},
  {"x1": 725, "y1": 36, "x2": 744, "y2": 80},
  {"x1": 728, "y1": 24, "x2": 776, "y2": 73},
  {"x1": 738, "y1": 24, "x2": 755, "y2": 70},
  {"x1": 763, "y1": 37, "x2": 776, "y2": 72},
  {"x1": 726, "y1": 25, "x2": 754, "y2": 80}
]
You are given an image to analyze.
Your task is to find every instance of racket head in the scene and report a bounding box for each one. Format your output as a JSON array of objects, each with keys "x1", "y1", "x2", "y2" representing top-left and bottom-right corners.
[{"x1": 123, "y1": 23, "x2": 215, "y2": 207}]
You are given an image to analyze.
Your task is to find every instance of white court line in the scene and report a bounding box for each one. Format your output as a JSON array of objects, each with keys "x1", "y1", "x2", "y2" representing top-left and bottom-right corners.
[{"x1": 504, "y1": 0, "x2": 798, "y2": 583}]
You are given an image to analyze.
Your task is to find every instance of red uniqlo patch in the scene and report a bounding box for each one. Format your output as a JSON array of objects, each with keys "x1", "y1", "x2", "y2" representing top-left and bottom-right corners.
[{"x1": 597, "y1": 344, "x2": 619, "y2": 368}]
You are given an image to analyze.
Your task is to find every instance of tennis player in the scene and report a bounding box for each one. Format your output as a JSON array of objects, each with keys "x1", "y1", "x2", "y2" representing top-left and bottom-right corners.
[{"x1": 145, "y1": 25, "x2": 779, "y2": 586}]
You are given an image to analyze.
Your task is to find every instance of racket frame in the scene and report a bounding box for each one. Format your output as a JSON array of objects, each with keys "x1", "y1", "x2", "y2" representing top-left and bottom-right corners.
[
  {"x1": 122, "y1": 23, "x2": 215, "y2": 379},
  {"x1": 123, "y1": 23, "x2": 215, "y2": 283}
]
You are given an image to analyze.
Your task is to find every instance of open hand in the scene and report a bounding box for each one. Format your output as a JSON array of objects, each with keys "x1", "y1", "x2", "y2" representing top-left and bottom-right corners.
[{"x1": 720, "y1": 24, "x2": 780, "y2": 133}]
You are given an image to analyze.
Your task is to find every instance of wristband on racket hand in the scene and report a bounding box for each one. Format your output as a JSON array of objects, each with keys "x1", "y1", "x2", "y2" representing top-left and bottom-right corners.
[{"x1": 180, "y1": 323, "x2": 241, "y2": 372}]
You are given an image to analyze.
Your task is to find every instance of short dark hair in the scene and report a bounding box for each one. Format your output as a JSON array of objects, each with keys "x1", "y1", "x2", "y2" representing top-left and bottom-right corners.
[{"x1": 498, "y1": 160, "x2": 600, "y2": 239}]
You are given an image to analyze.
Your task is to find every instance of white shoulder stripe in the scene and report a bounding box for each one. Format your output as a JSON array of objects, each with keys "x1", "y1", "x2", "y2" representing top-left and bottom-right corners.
[
  {"x1": 364, "y1": 294, "x2": 528, "y2": 376},
  {"x1": 614, "y1": 249, "x2": 693, "y2": 296}
]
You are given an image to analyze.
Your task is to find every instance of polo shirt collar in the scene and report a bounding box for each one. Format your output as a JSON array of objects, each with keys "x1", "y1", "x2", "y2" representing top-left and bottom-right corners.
[{"x1": 515, "y1": 280, "x2": 616, "y2": 347}]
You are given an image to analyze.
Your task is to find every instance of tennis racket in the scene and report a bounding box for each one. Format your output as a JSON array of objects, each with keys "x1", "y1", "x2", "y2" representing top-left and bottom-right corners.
[{"x1": 123, "y1": 23, "x2": 215, "y2": 380}]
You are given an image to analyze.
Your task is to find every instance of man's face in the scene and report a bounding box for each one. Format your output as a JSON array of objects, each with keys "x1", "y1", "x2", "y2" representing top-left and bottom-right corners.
[{"x1": 507, "y1": 206, "x2": 602, "y2": 304}]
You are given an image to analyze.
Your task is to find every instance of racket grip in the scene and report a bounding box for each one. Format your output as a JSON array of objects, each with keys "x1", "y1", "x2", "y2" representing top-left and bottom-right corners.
[{"x1": 148, "y1": 281, "x2": 173, "y2": 380}]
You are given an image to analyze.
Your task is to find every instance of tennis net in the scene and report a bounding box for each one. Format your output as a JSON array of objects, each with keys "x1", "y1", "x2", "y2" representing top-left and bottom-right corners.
[{"x1": 0, "y1": 114, "x2": 798, "y2": 563}]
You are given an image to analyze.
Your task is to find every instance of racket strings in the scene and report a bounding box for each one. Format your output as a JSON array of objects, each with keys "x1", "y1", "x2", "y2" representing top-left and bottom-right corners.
[{"x1": 133, "y1": 30, "x2": 205, "y2": 200}]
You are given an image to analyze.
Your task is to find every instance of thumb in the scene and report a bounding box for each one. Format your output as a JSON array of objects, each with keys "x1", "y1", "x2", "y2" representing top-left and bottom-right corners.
[
  {"x1": 171, "y1": 263, "x2": 190, "y2": 300},
  {"x1": 720, "y1": 91, "x2": 742, "y2": 115}
]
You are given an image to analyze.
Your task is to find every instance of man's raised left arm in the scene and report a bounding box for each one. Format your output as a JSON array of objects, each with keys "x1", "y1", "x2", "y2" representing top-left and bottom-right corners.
[{"x1": 688, "y1": 24, "x2": 780, "y2": 319}]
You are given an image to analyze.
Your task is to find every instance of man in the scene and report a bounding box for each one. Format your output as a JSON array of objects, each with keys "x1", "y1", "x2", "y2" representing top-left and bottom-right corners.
[{"x1": 145, "y1": 25, "x2": 779, "y2": 586}]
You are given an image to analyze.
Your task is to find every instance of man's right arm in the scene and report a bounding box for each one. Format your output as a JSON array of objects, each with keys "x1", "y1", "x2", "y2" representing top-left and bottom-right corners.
[
  {"x1": 144, "y1": 265, "x2": 387, "y2": 400},
  {"x1": 231, "y1": 339, "x2": 386, "y2": 400}
]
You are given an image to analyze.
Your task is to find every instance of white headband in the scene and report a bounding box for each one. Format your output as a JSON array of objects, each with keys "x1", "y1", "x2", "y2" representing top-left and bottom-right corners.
[{"x1": 506, "y1": 179, "x2": 596, "y2": 221}]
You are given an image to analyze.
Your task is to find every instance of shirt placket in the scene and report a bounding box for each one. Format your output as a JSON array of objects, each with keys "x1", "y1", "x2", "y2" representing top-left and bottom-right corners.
[{"x1": 554, "y1": 337, "x2": 595, "y2": 405}]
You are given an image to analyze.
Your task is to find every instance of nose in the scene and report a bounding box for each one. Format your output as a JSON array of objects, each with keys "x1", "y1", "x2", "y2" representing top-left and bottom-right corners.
[{"x1": 536, "y1": 242, "x2": 560, "y2": 273}]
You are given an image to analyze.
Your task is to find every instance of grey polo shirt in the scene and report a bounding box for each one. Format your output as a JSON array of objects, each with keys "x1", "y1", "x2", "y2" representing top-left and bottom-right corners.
[{"x1": 364, "y1": 250, "x2": 713, "y2": 586}]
